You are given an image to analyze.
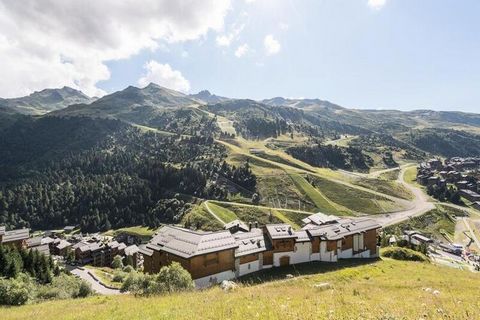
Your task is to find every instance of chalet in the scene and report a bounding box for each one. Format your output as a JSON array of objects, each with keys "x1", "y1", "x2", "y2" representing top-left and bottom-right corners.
[
  {"x1": 304, "y1": 218, "x2": 380, "y2": 261},
  {"x1": 143, "y1": 226, "x2": 239, "y2": 288},
  {"x1": 55, "y1": 240, "x2": 72, "y2": 256},
  {"x1": 233, "y1": 228, "x2": 268, "y2": 277},
  {"x1": 0, "y1": 227, "x2": 29, "y2": 248},
  {"x1": 26, "y1": 237, "x2": 50, "y2": 256},
  {"x1": 140, "y1": 215, "x2": 381, "y2": 288},
  {"x1": 124, "y1": 244, "x2": 140, "y2": 268}
]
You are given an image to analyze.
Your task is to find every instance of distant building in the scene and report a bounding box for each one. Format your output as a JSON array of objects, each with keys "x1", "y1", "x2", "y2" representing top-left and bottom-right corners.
[
  {"x1": 459, "y1": 189, "x2": 480, "y2": 202},
  {"x1": 0, "y1": 227, "x2": 29, "y2": 248}
]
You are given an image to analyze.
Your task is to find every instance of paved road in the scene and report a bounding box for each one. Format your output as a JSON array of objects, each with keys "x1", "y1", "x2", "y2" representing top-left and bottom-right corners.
[
  {"x1": 70, "y1": 267, "x2": 121, "y2": 295},
  {"x1": 367, "y1": 165, "x2": 436, "y2": 227},
  {"x1": 462, "y1": 217, "x2": 480, "y2": 249}
]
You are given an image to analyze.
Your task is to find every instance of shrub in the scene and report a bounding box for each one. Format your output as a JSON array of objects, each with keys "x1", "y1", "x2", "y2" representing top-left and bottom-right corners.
[
  {"x1": 121, "y1": 262, "x2": 194, "y2": 295},
  {"x1": 111, "y1": 255, "x2": 124, "y2": 269},
  {"x1": 381, "y1": 247, "x2": 429, "y2": 262},
  {"x1": 113, "y1": 270, "x2": 128, "y2": 283},
  {"x1": 123, "y1": 265, "x2": 135, "y2": 273},
  {"x1": 157, "y1": 262, "x2": 194, "y2": 293},
  {"x1": 0, "y1": 274, "x2": 36, "y2": 306},
  {"x1": 36, "y1": 274, "x2": 93, "y2": 301}
]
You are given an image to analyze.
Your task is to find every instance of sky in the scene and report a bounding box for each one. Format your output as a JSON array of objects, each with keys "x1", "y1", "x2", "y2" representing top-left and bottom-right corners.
[{"x1": 0, "y1": 0, "x2": 479, "y2": 112}]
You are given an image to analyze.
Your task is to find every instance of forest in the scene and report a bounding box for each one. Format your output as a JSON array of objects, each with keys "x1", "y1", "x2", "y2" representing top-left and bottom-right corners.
[{"x1": 0, "y1": 116, "x2": 256, "y2": 232}]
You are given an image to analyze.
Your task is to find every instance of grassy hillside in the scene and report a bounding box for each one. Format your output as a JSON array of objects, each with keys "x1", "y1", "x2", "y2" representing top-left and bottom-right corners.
[{"x1": 3, "y1": 258, "x2": 480, "y2": 320}]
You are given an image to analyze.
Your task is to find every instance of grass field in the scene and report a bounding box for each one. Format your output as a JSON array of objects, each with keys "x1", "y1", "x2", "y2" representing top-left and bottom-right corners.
[
  {"x1": 352, "y1": 177, "x2": 413, "y2": 200},
  {"x1": 103, "y1": 226, "x2": 156, "y2": 240},
  {"x1": 181, "y1": 203, "x2": 224, "y2": 231},
  {"x1": 205, "y1": 202, "x2": 238, "y2": 223},
  {"x1": 403, "y1": 166, "x2": 419, "y2": 186},
  {"x1": 4, "y1": 258, "x2": 480, "y2": 320},
  {"x1": 289, "y1": 174, "x2": 351, "y2": 215},
  {"x1": 309, "y1": 175, "x2": 402, "y2": 214},
  {"x1": 84, "y1": 266, "x2": 122, "y2": 289}
]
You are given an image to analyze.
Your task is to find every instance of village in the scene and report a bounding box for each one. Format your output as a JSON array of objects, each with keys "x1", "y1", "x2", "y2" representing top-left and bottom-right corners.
[
  {"x1": 1, "y1": 213, "x2": 382, "y2": 289},
  {"x1": 417, "y1": 157, "x2": 480, "y2": 209},
  {"x1": 3, "y1": 204, "x2": 479, "y2": 293}
]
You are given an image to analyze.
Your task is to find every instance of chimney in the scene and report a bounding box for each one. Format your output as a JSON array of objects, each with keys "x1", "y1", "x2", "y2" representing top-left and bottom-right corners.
[
  {"x1": 249, "y1": 222, "x2": 252, "y2": 231},
  {"x1": 288, "y1": 226, "x2": 292, "y2": 234},
  {"x1": 255, "y1": 221, "x2": 259, "y2": 229}
]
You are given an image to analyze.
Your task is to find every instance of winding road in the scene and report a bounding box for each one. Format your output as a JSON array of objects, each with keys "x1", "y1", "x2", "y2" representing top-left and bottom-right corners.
[
  {"x1": 69, "y1": 267, "x2": 121, "y2": 295},
  {"x1": 366, "y1": 165, "x2": 436, "y2": 227}
]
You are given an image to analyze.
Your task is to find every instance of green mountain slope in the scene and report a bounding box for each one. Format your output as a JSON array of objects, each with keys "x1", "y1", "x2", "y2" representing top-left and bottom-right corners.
[{"x1": 0, "y1": 87, "x2": 94, "y2": 115}]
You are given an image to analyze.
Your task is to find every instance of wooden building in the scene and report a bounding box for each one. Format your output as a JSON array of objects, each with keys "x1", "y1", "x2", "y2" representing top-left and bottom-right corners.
[{"x1": 0, "y1": 227, "x2": 29, "y2": 248}]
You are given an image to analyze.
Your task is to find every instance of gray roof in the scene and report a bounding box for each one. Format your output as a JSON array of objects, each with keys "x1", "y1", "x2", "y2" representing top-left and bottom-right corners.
[
  {"x1": 124, "y1": 245, "x2": 139, "y2": 256},
  {"x1": 149, "y1": 226, "x2": 238, "y2": 259},
  {"x1": 304, "y1": 218, "x2": 380, "y2": 241},
  {"x1": 224, "y1": 219, "x2": 249, "y2": 232},
  {"x1": 138, "y1": 244, "x2": 154, "y2": 257},
  {"x1": 31, "y1": 244, "x2": 50, "y2": 256},
  {"x1": 294, "y1": 230, "x2": 311, "y2": 242},
  {"x1": 301, "y1": 213, "x2": 339, "y2": 226},
  {"x1": 72, "y1": 241, "x2": 89, "y2": 250},
  {"x1": 2, "y1": 228, "x2": 29, "y2": 243},
  {"x1": 265, "y1": 224, "x2": 296, "y2": 240},
  {"x1": 26, "y1": 236, "x2": 43, "y2": 247},
  {"x1": 234, "y1": 228, "x2": 266, "y2": 257},
  {"x1": 118, "y1": 243, "x2": 127, "y2": 251},
  {"x1": 41, "y1": 237, "x2": 55, "y2": 245},
  {"x1": 56, "y1": 240, "x2": 72, "y2": 250},
  {"x1": 0, "y1": 226, "x2": 5, "y2": 236}
]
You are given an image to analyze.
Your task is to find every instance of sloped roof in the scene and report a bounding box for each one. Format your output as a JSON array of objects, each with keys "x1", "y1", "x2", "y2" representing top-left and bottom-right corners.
[
  {"x1": 265, "y1": 224, "x2": 296, "y2": 240},
  {"x1": 224, "y1": 219, "x2": 249, "y2": 233},
  {"x1": 56, "y1": 240, "x2": 72, "y2": 250},
  {"x1": 301, "y1": 213, "x2": 339, "y2": 226},
  {"x1": 124, "y1": 245, "x2": 139, "y2": 256},
  {"x1": 0, "y1": 226, "x2": 5, "y2": 236},
  {"x1": 234, "y1": 228, "x2": 266, "y2": 257},
  {"x1": 26, "y1": 236, "x2": 43, "y2": 247},
  {"x1": 138, "y1": 244, "x2": 154, "y2": 257},
  {"x1": 148, "y1": 226, "x2": 238, "y2": 259},
  {"x1": 41, "y1": 237, "x2": 55, "y2": 245},
  {"x1": 2, "y1": 228, "x2": 29, "y2": 243},
  {"x1": 304, "y1": 218, "x2": 380, "y2": 241},
  {"x1": 31, "y1": 244, "x2": 50, "y2": 256},
  {"x1": 294, "y1": 230, "x2": 311, "y2": 242}
]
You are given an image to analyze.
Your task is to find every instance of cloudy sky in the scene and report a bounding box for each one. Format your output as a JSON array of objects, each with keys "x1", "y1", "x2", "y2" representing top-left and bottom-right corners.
[{"x1": 0, "y1": 0, "x2": 479, "y2": 112}]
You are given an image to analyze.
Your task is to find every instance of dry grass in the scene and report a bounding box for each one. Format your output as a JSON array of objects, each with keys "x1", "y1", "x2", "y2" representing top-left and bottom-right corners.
[{"x1": 3, "y1": 258, "x2": 480, "y2": 320}]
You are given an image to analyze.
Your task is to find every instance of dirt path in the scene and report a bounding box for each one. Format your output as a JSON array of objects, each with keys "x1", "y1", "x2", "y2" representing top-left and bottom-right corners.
[{"x1": 204, "y1": 201, "x2": 226, "y2": 225}]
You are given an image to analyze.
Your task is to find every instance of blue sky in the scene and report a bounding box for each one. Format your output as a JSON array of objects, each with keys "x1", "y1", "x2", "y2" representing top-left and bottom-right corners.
[{"x1": 1, "y1": 0, "x2": 479, "y2": 112}]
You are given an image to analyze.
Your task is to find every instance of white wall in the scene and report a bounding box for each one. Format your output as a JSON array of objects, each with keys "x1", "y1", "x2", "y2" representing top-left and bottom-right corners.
[
  {"x1": 194, "y1": 270, "x2": 236, "y2": 288},
  {"x1": 238, "y1": 260, "x2": 261, "y2": 277},
  {"x1": 272, "y1": 242, "x2": 312, "y2": 266}
]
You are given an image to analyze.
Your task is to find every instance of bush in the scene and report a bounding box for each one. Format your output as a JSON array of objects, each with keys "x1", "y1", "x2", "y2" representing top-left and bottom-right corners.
[
  {"x1": 121, "y1": 262, "x2": 194, "y2": 295},
  {"x1": 157, "y1": 262, "x2": 194, "y2": 293},
  {"x1": 111, "y1": 255, "x2": 124, "y2": 269},
  {"x1": 113, "y1": 270, "x2": 128, "y2": 283},
  {"x1": 123, "y1": 265, "x2": 135, "y2": 273},
  {"x1": 36, "y1": 274, "x2": 93, "y2": 301},
  {"x1": 0, "y1": 274, "x2": 36, "y2": 306},
  {"x1": 381, "y1": 247, "x2": 429, "y2": 262}
]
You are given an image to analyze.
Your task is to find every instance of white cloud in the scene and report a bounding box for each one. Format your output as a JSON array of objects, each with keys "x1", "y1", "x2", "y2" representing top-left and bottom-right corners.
[
  {"x1": 0, "y1": 0, "x2": 230, "y2": 98},
  {"x1": 215, "y1": 23, "x2": 245, "y2": 47},
  {"x1": 264, "y1": 34, "x2": 281, "y2": 56},
  {"x1": 234, "y1": 43, "x2": 249, "y2": 58},
  {"x1": 367, "y1": 0, "x2": 387, "y2": 10},
  {"x1": 279, "y1": 23, "x2": 289, "y2": 31},
  {"x1": 138, "y1": 60, "x2": 190, "y2": 93}
]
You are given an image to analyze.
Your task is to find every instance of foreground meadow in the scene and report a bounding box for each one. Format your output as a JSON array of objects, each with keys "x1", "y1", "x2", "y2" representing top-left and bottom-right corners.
[{"x1": 2, "y1": 258, "x2": 479, "y2": 320}]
